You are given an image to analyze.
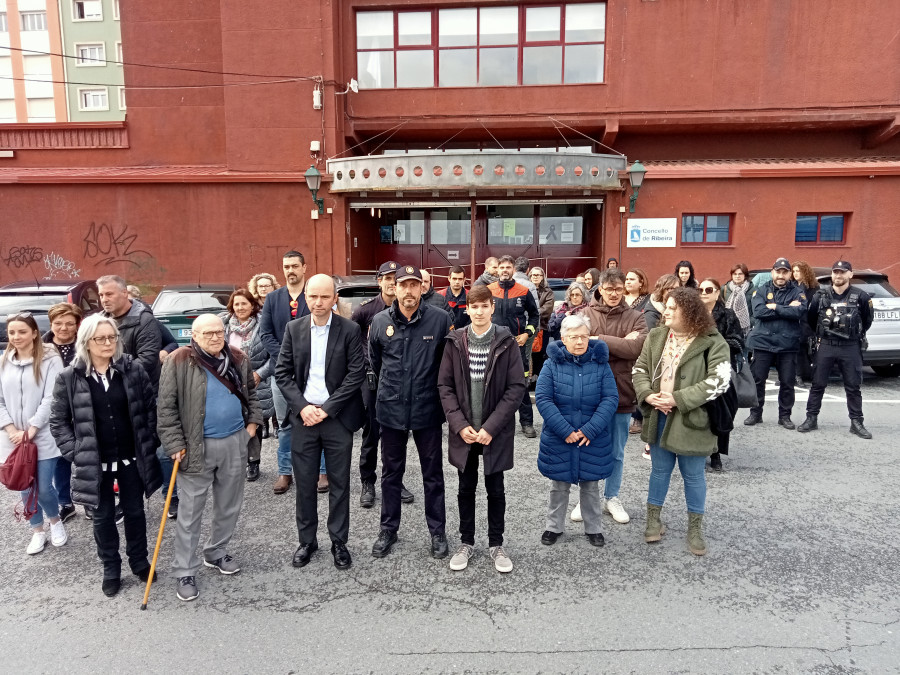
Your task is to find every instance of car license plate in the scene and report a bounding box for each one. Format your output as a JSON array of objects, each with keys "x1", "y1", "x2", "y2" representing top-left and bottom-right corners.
[
  {"x1": 179, "y1": 328, "x2": 192, "y2": 337},
  {"x1": 875, "y1": 310, "x2": 900, "y2": 321}
]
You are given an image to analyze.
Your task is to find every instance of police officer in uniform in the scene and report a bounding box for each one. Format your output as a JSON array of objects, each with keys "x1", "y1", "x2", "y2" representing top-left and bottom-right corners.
[
  {"x1": 744, "y1": 257, "x2": 808, "y2": 429},
  {"x1": 350, "y1": 261, "x2": 415, "y2": 507},
  {"x1": 368, "y1": 264, "x2": 452, "y2": 560},
  {"x1": 798, "y1": 260, "x2": 874, "y2": 439}
]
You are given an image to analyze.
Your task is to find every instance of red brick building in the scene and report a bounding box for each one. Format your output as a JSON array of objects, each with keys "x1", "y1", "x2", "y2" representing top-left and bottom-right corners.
[{"x1": 1, "y1": 0, "x2": 898, "y2": 288}]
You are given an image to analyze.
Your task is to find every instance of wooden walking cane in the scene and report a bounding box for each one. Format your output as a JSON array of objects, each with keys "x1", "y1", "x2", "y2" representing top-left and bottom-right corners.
[{"x1": 141, "y1": 458, "x2": 180, "y2": 610}]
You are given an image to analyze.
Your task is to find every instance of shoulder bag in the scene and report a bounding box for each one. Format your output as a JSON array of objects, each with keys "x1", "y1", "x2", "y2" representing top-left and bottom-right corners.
[{"x1": 0, "y1": 431, "x2": 39, "y2": 520}]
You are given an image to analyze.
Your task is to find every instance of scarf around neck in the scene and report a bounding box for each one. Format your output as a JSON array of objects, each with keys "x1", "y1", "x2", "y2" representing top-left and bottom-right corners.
[
  {"x1": 228, "y1": 314, "x2": 258, "y2": 351},
  {"x1": 724, "y1": 281, "x2": 751, "y2": 334},
  {"x1": 190, "y1": 340, "x2": 248, "y2": 409}
]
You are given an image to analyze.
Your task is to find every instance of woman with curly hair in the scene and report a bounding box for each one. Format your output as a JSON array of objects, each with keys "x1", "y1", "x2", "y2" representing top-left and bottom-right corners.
[
  {"x1": 674, "y1": 260, "x2": 698, "y2": 289},
  {"x1": 632, "y1": 287, "x2": 731, "y2": 556},
  {"x1": 792, "y1": 261, "x2": 820, "y2": 381},
  {"x1": 248, "y1": 273, "x2": 280, "y2": 309}
]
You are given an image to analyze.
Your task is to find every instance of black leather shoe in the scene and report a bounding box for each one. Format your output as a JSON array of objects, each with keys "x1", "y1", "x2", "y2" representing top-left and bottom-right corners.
[
  {"x1": 431, "y1": 533, "x2": 449, "y2": 559},
  {"x1": 797, "y1": 414, "x2": 818, "y2": 433},
  {"x1": 521, "y1": 424, "x2": 537, "y2": 438},
  {"x1": 709, "y1": 452, "x2": 723, "y2": 472},
  {"x1": 850, "y1": 419, "x2": 873, "y2": 439},
  {"x1": 372, "y1": 530, "x2": 398, "y2": 558},
  {"x1": 135, "y1": 568, "x2": 157, "y2": 583},
  {"x1": 778, "y1": 416, "x2": 795, "y2": 430},
  {"x1": 360, "y1": 481, "x2": 376, "y2": 508},
  {"x1": 331, "y1": 541, "x2": 352, "y2": 569},
  {"x1": 541, "y1": 530, "x2": 561, "y2": 545},
  {"x1": 102, "y1": 578, "x2": 121, "y2": 597},
  {"x1": 292, "y1": 541, "x2": 318, "y2": 568},
  {"x1": 246, "y1": 462, "x2": 260, "y2": 482},
  {"x1": 586, "y1": 533, "x2": 605, "y2": 547},
  {"x1": 400, "y1": 486, "x2": 415, "y2": 504},
  {"x1": 743, "y1": 411, "x2": 763, "y2": 426}
]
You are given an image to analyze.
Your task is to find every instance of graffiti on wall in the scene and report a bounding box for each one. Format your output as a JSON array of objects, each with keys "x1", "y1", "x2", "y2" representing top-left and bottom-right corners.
[
  {"x1": 248, "y1": 243, "x2": 291, "y2": 270},
  {"x1": 82, "y1": 223, "x2": 151, "y2": 267},
  {"x1": 2, "y1": 244, "x2": 43, "y2": 269},
  {"x1": 43, "y1": 252, "x2": 81, "y2": 280}
]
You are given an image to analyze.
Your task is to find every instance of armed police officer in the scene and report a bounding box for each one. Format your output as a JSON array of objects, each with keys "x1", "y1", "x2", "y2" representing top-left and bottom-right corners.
[
  {"x1": 744, "y1": 257, "x2": 808, "y2": 429},
  {"x1": 798, "y1": 260, "x2": 873, "y2": 439},
  {"x1": 350, "y1": 261, "x2": 414, "y2": 508}
]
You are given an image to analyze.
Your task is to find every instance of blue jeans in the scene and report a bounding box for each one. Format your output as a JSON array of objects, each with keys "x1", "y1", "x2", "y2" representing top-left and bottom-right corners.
[
  {"x1": 24, "y1": 457, "x2": 60, "y2": 527},
  {"x1": 604, "y1": 412, "x2": 631, "y2": 499},
  {"x1": 646, "y1": 414, "x2": 707, "y2": 514},
  {"x1": 54, "y1": 457, "x2": 72, "y2": 506},
  {"x1": 273, "y1": 382, "x2": 326, "y2": 475}
]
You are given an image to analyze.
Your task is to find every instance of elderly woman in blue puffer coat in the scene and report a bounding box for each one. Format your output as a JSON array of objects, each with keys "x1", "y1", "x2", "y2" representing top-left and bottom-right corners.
[{"x1": 536, "y1": 314, "x2": 619, "y2": 548}]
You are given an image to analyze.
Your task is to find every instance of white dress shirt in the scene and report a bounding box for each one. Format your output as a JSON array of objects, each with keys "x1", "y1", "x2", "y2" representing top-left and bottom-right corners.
[{"x1": 302, "y1": 313, "x2": 332, "y2": 406}]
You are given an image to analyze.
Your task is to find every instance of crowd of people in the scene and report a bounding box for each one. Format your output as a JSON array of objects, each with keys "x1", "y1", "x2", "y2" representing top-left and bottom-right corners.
[{"x1": 0, "y1": 250, "x2": 873, "y2": 602}]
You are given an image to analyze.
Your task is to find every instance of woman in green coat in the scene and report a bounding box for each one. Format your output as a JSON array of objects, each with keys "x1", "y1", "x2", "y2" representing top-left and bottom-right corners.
[{"x1": 632, "y1": 288, "x2": 731, "y2": 556}]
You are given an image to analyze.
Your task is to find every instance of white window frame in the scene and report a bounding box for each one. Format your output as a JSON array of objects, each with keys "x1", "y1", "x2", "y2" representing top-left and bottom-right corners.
[
  {"x1": 72, "y1": 0, "x2": 103, "y2": 22},
  {"x1": 114, "y1": 0, "x2": 120, "y2": 20},
  {"x1": 118, "y1": 86, "x2": 126, "y2": 110},
  {"x1": 77, "y1": 87, "x2": 109, "y2": 111},
  {"x1": 116, "y1": 41, "x2": 123, "y2": 65},
  {"x1": 0, "y1": 12, "x2": 8, "y2": 33},
  {"x1": 20, "y1": 11, "x2": 48, "y2": 32},
  {"x1": 75, "y1": 42, "x2": 106, "y2": 67}
]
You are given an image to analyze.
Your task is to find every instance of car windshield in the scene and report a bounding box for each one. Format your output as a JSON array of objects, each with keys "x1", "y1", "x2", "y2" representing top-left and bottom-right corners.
[
  {"x1": 0, "y1": 293, "x2": 68, "y2": 314},
  {"x1": 818, "y1": 278, "x2": 899, "y2": 299},
  {"x1": 152, "y1": 291, "x2": 232, "y2": 314}
]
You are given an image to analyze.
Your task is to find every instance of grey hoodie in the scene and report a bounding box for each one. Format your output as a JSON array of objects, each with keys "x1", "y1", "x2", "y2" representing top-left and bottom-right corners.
[{"x1": 0, "y1": 349, "x2": 63, "y2": 462}]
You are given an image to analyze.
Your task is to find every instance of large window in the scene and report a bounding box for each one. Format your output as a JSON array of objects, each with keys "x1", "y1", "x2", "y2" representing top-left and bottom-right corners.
[
  {"x1": 73, "y1": 0, "x2": 103, "y2": 21},
  {"x1": 486, "y1": 204, "x2": 586, "y2": 245},
  {"x1": 681, "y1": 214, "x2": 731, "y2": 244},
  {"x1": 78, "y1": 87, "x2": 109, "y2": 111},
  {"x1": 20, "y1": 12, "x2": 47, "y2": 31},
  {"x1": 75, "y1": 43, "x2": 106, "y2": 66},
  {"x1": 795, "y1": 213, "x2": 845, "y2": 243},
  {"x1": 357, "y1": 3, "x2": 606, "y2": 89}
]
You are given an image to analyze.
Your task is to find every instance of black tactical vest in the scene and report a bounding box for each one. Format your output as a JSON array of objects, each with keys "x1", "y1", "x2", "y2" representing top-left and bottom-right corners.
[{"x1": 817, "y1": 288, "x2": 863, "y2": 341}]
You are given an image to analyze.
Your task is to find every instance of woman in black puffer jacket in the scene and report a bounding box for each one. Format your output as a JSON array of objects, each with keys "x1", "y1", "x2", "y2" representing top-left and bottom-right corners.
[{"x1": 50, "y1": 314, "x2": 162, "y2": 597}]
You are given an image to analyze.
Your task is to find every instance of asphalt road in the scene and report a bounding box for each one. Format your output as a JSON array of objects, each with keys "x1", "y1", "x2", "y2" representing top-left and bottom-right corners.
[{"x1": 1, "y1": 371, "x2": 899, "y2": 674}]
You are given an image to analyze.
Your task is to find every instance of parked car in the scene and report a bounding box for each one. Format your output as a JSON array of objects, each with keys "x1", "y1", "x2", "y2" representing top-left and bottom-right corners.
[
  {"x1": 547, "y1": 277, "x2": 577, "y2": 312},
  {"x1": 152, "y1": 284, "x2": 237, "y2": 346},
  {"x1": 0, "y1": 280, "x2": 100, "y2": 349},
  {"x1": 813, "y1": 268, "x2": 900, "y2": 378},
  {"x1": 333, "y1": 275, "x2": 380, "y2": 317}
]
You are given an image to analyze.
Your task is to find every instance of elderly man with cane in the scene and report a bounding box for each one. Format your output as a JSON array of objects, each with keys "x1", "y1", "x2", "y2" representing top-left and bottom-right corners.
[{"x1": 157, "y1": 314, "x2": 262, "y2": 602}]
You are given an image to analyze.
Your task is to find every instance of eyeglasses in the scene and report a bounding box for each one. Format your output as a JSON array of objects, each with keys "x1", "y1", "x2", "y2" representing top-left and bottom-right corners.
[
  {"x1": 90, "y1": 335, "x2": 118, "y2": 344},
  {"x1": 564, "y1": 335, "x2": 590, "y2": 342},
  {"x1": 199, "y1": 330, "x2": 225, "y2": 339},
  {"x1": 6, "y1": 312, "x2": 33, "y2": 321},
  {"x1": 700, "y1": 287, "x2": 717, "y2": 294},
  {"x1": 290, "y1": 299, "x2": 299, "y2": 318},
  {"x1": 601, "y1": 287, "x2": 625, "y2": 294}
]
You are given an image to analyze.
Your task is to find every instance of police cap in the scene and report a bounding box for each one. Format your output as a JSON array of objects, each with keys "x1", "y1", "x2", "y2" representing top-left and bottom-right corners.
[
  {"x1": 377, "y1": 261, "x2": 400, "y2": 278},
  {"x1": 832, "y1": 260, "x2": 852, "y2": 272},
  {"x1": 772, "y1": 257, "x2": 791, "y2": 271},
  {"x1": 396, "y1": 264, "x2": 423, "y2": 282}
]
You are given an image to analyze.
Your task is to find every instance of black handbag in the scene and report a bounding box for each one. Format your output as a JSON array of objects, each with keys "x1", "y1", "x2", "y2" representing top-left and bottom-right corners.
[
  {"x1": 732, "y1": 357, "x2": 758, "y2": 408},
  {"x1": 701, "y1": 351, "x2": 738, "y2": 437}
]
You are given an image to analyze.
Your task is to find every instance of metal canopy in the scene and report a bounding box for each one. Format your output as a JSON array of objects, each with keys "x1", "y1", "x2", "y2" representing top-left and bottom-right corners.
[{"x1": 328, "y1": 150, "x2": 625, "y2": 193}]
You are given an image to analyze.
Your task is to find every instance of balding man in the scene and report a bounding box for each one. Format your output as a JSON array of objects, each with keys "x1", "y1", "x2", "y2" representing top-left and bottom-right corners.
[
  {"x1": 276, "y1": 275, "x2": 366, "y2": 570},
  {"x1": 157, "y1": 314, "x2": 262, "y2": 602}
]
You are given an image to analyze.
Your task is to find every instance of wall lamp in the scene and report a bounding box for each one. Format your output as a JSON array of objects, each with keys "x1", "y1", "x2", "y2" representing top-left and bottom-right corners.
[
  {"x1": 305, "y1": 165, "x2": 325, "y2": 215},
  {"x1": 626, "y1": 160, "x2": 647, "y2": 213}
]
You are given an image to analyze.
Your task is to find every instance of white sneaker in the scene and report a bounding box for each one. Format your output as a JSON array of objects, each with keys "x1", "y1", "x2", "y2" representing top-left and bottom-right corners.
[
  {"x1": 604, "y1": 496, "x2": 631, "y2": 524},
  {"x1": 490, "y1": 546, "x2": 513, "y2": 573},
  {"x1": 449, "y1": 543, "x2": 474, "y2": 571},
  {"x1": 26, "y1": 531, "x2": 47, "y2": 555},
  {"x1": 570, "y1": 502, "x2": 583, "y2": 522},
  {"x1": 642, "y1": 444, "x2": 651, "y2": 460},
  {"x1": 49, "y1": 520, "x2": 68, "y2": 547}
]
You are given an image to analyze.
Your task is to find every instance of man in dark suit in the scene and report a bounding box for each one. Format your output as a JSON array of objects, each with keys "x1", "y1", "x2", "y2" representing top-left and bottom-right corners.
[
  {"x1": 275, "y1": 274, "x2": 366, "y2": 570},
  {"x1": 259, "y1": 250, "x2": 312, "y2": 495}
]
